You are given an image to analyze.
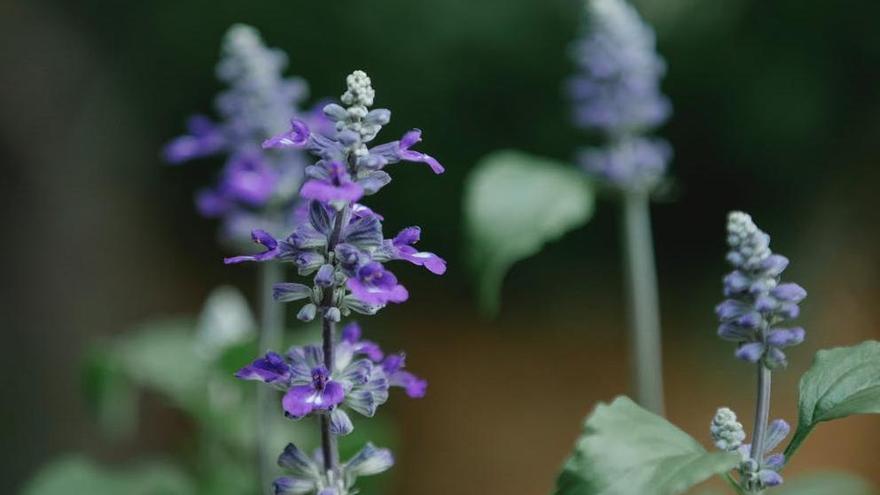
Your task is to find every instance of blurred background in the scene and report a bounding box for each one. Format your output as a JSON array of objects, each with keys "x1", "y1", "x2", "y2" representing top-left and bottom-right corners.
[{"x1": 2, "y1": 0, "x2": 880, "y2": 493}]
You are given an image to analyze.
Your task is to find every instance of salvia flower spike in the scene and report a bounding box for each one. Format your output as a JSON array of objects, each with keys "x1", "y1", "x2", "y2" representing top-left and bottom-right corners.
[
  {"x1": 165, "y1": 24, "x2": 325, "y2": 243},
  {"x1": 231, "y1": 71, "x2": 444, "y2": 494},
  {"x1": 712, "y1": 212, "x2": 805, "y2": 493},
  {"x1": 568, "y1": 0, "x2": 671, "y2": 191}
]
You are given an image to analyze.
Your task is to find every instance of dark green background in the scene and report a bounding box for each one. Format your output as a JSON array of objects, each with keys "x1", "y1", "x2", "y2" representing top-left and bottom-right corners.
[{"x1": 2, "y1": 0, "x2": 880, "y2": 493}]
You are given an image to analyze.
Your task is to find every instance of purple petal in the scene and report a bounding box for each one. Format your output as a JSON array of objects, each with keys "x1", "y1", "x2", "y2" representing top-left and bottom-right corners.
[
  {"x1": 735, "y1": 342, "x2": 765, "y2": 362},
  {"x1": 163, "y1": 115, "x2": 225, "y2": 163},
  {"x1": 263, "y1": 119, "x2": 310, "y2": 149},
  {"x1": 224, "y1": 229, "x2": 281, "y2": 264},
  {"x1": 717, "y1": 322, "x2": 752, "y2": 342},
  {"x1": 341, "y1": 322, "x2": 362, "y2": 343},
  {"x1": 282, "y1": 385, "x2": 318, "y2": 419},
  {"x1": 195, "y1": 188, "x2": 231, "y2": 217},
  {"x1": 764, "y1": 453, "x2": 785, "y2": 470},
  {"x1": 393, "y1": 227, "x2": 421, "y2": 247},
  {"x1": 398, "y1": 129, "x2": 445, "y2": 174},
  {"x1": 318, "y1": 381, "x2": 345, "y2": 409},
  {"x1": 716, "y1": 299, "x2": 747, "y2": 320},
  {"x1": 396, "y1": 246, "x2": 448, "y2": 275},
  {"x1": 274, "y1": 476, "x2": 315, "y2": 495},
  {"x1": 382, "y1": 354, "x2": 406, "y2": 374},
  {"x1": 771, "y1": 283, "x2": 807, "y2": 303},
  {"x1": 761, "y1": 255, "x2": 789, "y2": 276},
  {"x1": 763, "y1": 419, "x2": 790, "y2": 452},
  {"x1": 767, "y1": 327, "x2": 805, "y2": 348},
  {"x1": 235, "y1": 352, "x2": 291, "y2": 383},
  {"x1": 758, "y1": 470, "x2": 783, "y2": 487},
  {"x1": 301, "y1": 179, "x2": 364, "y2": 203},
  {"x1": 391, "y1": 370, "x2": 427, "y2": 398}
]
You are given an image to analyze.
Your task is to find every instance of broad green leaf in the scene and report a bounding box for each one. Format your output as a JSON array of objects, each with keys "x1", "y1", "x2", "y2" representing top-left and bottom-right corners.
[
  {"x1": 774, "y1": 472, "x2": 876, "y2": 495},
  {"x1": 464, "y1": 150, "x2": 594, "y2": 315},
  {"x1": 786, "y1": 341, "x2": 880, "y2": 458},
  {"x1": 553, "y1": 396, "x2": 739, "y2": 495},
  {"x1": 21, "y1": 455, "x2": 195, "y2": 495}
]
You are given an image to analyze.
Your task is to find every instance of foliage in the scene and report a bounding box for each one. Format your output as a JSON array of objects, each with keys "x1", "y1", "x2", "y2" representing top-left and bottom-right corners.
[
  {"x1": 464, "y1": 150, "x2": 594, "y2": 315},
  {"x1": 785, "y1": 341, "x2": 880, "y2": 459},
  {"x1": 553, "y1": 397, "x2": 740, "y2": 495}
]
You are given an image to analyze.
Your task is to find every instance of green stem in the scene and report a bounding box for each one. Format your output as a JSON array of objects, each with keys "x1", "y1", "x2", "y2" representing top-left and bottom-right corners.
[
  {"x1": 257, "y1": 261, "x2": 284, "y2": 495},
  {"x1": 621, "y1": 191, "x2": 665, "y2": 416}
]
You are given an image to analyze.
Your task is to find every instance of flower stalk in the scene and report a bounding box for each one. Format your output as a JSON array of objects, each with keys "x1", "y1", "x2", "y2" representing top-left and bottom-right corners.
[
  {"x1": 568, "y1": 0, "x2": 673, "y2": 414},
  {"x1": 621, "y1": 190, "x2": 664, "y2": 415}
]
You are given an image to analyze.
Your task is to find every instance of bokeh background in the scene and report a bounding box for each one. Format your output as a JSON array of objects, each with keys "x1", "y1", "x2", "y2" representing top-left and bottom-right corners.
[{"x1": 2, "y1": 0, "x2": 880, "y2": 493}]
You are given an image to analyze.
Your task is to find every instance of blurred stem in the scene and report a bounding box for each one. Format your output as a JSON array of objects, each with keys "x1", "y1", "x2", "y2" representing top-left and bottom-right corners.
[
  {"x1": 621, "y1": 191, "x2": 665, "y2": 416},
  {"x1": 257, "y1": 261, "x2": 284, "y2": 495}
]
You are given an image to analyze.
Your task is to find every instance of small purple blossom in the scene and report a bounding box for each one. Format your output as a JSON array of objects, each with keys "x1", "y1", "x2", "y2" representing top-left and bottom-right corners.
[
  {"x1": 224, "y1": 229, "x2": 281, "y2": 264},
  {"x1": 384, "y1": 227, "x2": 448, "y2": 275},
  {"x1": 382, "y1": 353, "x2": 428, "y2": 398},
  {"x1": 282, "y1": 366, "x2": 345, "y2": 419},
  {"x1": 300, "y1": 161, "x2": 365, "y2": 203},
  {"x1": 348, "y1": 262, "x2": 409, "y2": 305}
]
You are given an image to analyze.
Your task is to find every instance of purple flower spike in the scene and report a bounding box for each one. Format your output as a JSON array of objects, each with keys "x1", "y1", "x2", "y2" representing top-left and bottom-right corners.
[
  {"x1": 264, "y1": 119, "x2": 311, "y2": 149},
  {"x1": 224, "y1": 229, "x2": 282, "y2": 264},
  {"x1": 235, "y1": 352, "x2": 291, "y2": 384},
  {"x1": 348, "y1": 262, "x2": 409, "y2": 305},
  {"x1": 389, "y1": 227, "x2": 447, "y2": 275},
  {"x1": 282, "y1": 366, "x2": 345, "y2": 419},
  {"x1": 300, "y1": 161, "x2": 364, "y2": 202}
]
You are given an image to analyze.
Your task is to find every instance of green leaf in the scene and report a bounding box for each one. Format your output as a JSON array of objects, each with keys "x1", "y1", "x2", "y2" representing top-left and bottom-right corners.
[
  {"x1": 774, "y1": 472, "x2": 876, "y2": 495},
  {"x1": 21, "y1": 455, "x2": 196, "y2": 495},
  {"x1": 786, "y1": 341, "x2": 880, "y2": 459},
  {"x1": 463, "y1": 150, "x2": 594, "y2": 315},
  {"x1": 553, "y1": 396, "x2": 740, "y2": 495}
]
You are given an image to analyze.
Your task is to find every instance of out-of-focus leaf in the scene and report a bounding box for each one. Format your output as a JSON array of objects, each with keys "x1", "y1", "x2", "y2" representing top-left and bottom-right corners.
[
  {"x1": 117, "y1": 318, "x2": 209, "y2": 414},
  {"x1": 464, "y1": 150, "x2": 594, "y2": 315},
  {"x1": 20, "y1": 455, "x2": 195, "y2": 495},
  {"x1": 196, "y1": 285, "x2": 257, "y2": 359},
  {"x1": 774, "y1": 472, "x2": 876, "y2": 495},
  {"x1": 82, "y1": 347, "x2": 138, "y2": 438},
  {"x1": 553, "y1": 396, "x2": 739, "y2": 495},
  {"x1": 786, "y1": 341, "x2": 880, "y2": 459}
]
